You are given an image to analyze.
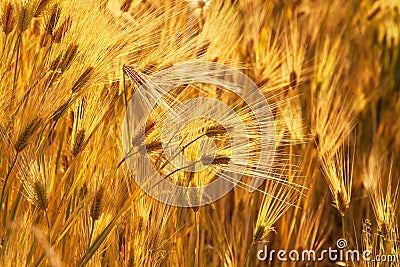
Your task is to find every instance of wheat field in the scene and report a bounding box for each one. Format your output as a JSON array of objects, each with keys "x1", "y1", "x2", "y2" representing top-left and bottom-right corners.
[{"x1": 0, "y1": 0, "x2": 399, "y2": 266}]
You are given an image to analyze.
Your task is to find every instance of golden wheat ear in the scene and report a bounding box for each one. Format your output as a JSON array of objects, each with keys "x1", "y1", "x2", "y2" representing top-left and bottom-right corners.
[{"x1": 319, "y1": 137, "x2": 355, "y2": 217}]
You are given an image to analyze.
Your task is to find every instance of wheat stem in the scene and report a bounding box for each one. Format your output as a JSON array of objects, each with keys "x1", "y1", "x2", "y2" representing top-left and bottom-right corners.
[
  {"x1": 341, "y1": 215, "x2": 347, "y2": 266},
  {"x1": 0, "y1": 152, "x2": 18, "y2": 210},
  {"x1": 157, "y1": 133, "x2": 207, "y2": 172},
  {"x1": 45, "y1": 210, "x2": 51, "y2": 244},
  {"x1": 194, "y1": 210, "x2": 200, "y2": 267},
  {"x1": 1, "y1": 34, "x2": 9, "y2": 60},
  {"x1": 88, "y1": 218, "x2": 95, "y2": 250},
  {"x1": 10, "y1": 33, "x2": 21, "y2": 111},
  {"x1": 244, "y1": 241, "x2": 255, "y2": 267}
]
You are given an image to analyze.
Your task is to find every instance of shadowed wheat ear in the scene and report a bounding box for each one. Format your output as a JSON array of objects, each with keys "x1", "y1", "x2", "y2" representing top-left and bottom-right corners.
[
  {"x1": 87, "y1": 186, "x2": 104, "y2": 249},
  {"x1": 49, "y1": 43, "x2": 79, "y2": 72},
  {"x1": 60, "y1": 43, "x2": 79, "y2": 72},
  {"x1": 1, "y1": 2, "x2": 15, "y2": 35},
  {"x1": 72, "y1": 129, "x2": 85, "y2": 157},
  {"x1": 204, "y1": 124, "x2": 228, "y2": 138},
  {"x1": 53, "y1": 15, "x2": 72, "y2": 43},
  {"x1": 120, "y1": 0, "x2": 134, "y2": 12},
  {"x1": 71, "y1": 67, "x2": 94, "y2": 93},
  {"x1": 33, "y1": 0, "x2": 52, "y2": 17},
  {"x1": 200, "y1": 154, "x2": 230, "y2": 166},
  {"x1": 90, "y1": 187, "x2": 104, "y2": 221},
  {"x1": 17, "y1": 3, "x2": 33, "y2": 33},
  {"x1": 33, "y1": 180, "x2": 49, "y2": 212},
  {"x1": 45, "y1": 4, "x2": 61, "y2": 36}
]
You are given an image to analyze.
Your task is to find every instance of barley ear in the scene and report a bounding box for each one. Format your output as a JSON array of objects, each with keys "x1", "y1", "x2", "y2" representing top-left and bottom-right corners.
[
  {"x1": 14, "y1": 117, "x2": 42, "y2": 152},
  {"x1": 18, "y1": 5, "x2": 32, "y2": 33},
  {"x1": 1, "y1": 2, "x2": 15, "y2": 35},
  {"x1": 33, "y1": 180, "x2": 48, "y2": 211},
  {"x1": 289, "y1": 70, "x2": 297, "y2": 89},
  {"x1": 53, "y1": 16, "x2": 71, "y2": 43},
  {"x1": 60, "y1": 44, "x2": 79, "y2": 72},
  {"x1": 46, "y1": 5, "x2": 61, "y2": 36},
  {"x1": 34, "y1": 0, "x2": 52, "y2": 17},
  {"x1": 90, "y1": 187, "x2": 104, "y2": 221},
  {"x1": 335, "y1": 189, "x2": 348, "y2": 216},
  {"x1": 205, "y1": 124, "x2": 227, "y2": 138},
  {"x1": 253, "y1": 225, "x2": 266, "y2": 242},
  {"x1": 71, "y1": 67, "x2": 94, "y2": 93},
  {"x1": 120, "y1": 0, "x2": 134, "y2": 12},
  {"x1": 72, "y1": 129, "x2": 85, "y2": 157}
]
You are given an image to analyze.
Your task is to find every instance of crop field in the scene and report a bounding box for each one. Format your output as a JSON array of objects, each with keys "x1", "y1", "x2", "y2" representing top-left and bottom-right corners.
[{"x1": 0, "y1": 0, "x2": 399, "y2": 266}]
